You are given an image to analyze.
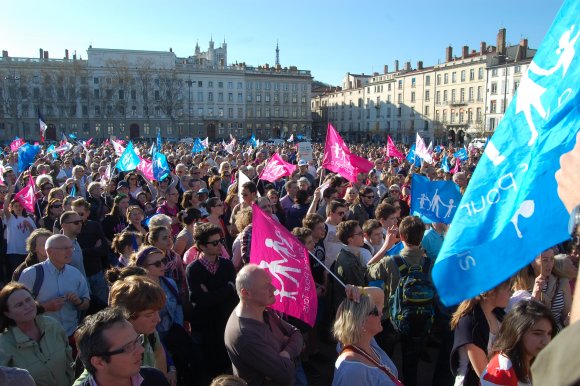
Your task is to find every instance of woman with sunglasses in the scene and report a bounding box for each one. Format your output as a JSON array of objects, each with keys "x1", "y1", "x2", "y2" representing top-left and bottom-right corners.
[
  {"x1": 186, "y1": 222, "x2": 238, "y2": 383},
  {"x1": 38, "y1": 198, "x2": 63, "y2": 231},
  {"x1": 0, "y1": 282, "x2": 74, "y2": 386},
  {"x1": 333, "y1": 287, "x2": 401, "y2": 386},
  {"x1": 203, "y1": 197, "x2": 231, "y2": 257}
]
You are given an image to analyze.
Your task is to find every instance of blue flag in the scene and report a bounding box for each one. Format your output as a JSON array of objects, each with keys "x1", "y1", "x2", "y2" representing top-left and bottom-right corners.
[
  {"x1": 386, "y1": 241, "x2": 404, "y2": 256},
  {"x1": 156, "y1": 130, "x2": 162, "y2": 152},
  {"x1": 453, "y1": 148, "x2": 468, "y2": 161},
  {"x1": 406, "y1": 145, "x2": 422, "y2": 167},
  {"x1": 410, "y1": 174, "x2": 462, "y2": 224},
  {"x1": 192, "y1": 138, "x2": 205, "y2": 154},
  {"x1": 68, "y1": 133, "x2": 77, "y2": 140},
  {"x1": 433, "y1": 0, "x2": 580, "y2": 306},
  {"x1": 70, "y1": 183, "x2": 77, "y2": 197},
  {"x1": 115, "y1": 142, "x2": 140, "y2": 172},
  {"x1": 441, "y1": 155, "x2": 450, "y2": 173},
  {"x1": 153, "y1": 151, "x2": 171, "y2": 181},
  {"x1": 249, "y1": 134, "x2": 258, "y2": 147},
  {"x1": 434, "y1": 145, "x2": 442, "y2": 154},
  {"x1": 17, "y1": 143, "x2": 41, "y2": 172}
]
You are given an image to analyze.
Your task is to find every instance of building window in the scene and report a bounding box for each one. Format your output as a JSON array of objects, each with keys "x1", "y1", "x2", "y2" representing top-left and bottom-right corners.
[
  {"x1": 94, "y1": 89, "x2": 100, "y2": 99},
  {"x1": 470, "y1": 69, "x2": 475, "y2": 81},
  {"x1": 237, "y1": 82, "x2": 243, "y2": 89},
  {"x1": 478, "y1": 68, "x2": 484, "y2": 79},
  {"x1": 452, "y1": 72, "x2": 457, "y2": 83},
  {"x1": 228, "y1": 82, "x2": 233, "y2": 89},
  {"x1": 450, "y1": 109, "x2": 455, "y2": 123},
  {"x1": 460, "y1": 70, "x2": 466, "y2": 82},
  {"x1": 443, "y1": 90, "x2": 448, "y2": 103},
  {"x1": 411, "y1": 78, "x2": 416, "y2": 88},
  {"x1": 247, "y1": 93, "x2": 252, "y2": 102},
  {"x1": 459, "y1": 110, "x2": 464, "y2": 123},
  {"x1": 197, "y1": 108, "x2": 203, "y2": 117},
  {"x1": 398, "y1": 93, "x2": 402, "y2": 103},
  {"x1": 94, "y1": 77, "x2": 99, "y2": 84},
  {"x1": 228, "y1": 93, "x2": 233, "y2": 102},
  {"x1": 436, "y1": 91, "x2": 440, "y2": 104},
  {"x1": 460, "y1": 88, "x2": 465, "y2": 102},
  {"x1": 398, "y1": 80, "x2": 403, "y2": 89},
  {"x1": 451, "y1": 89, "x2": 456, "y2": 103},
  {"x1": 208, "y1": 92, "x2": 213, "y2": 102},
  {"x1": 425, "y1": 75, "x2": 430, "y2": 86},
  {"x1": 237, "y1": 93, "x2": 243, "y2": 102},
  {"x1": 444, "y1": 73, "x2": 449, "y2": 84},
  {"x1": 490, "y1": 100, "x2": 497, "y2": 113},
  {"x1": 424, "y1": 106, "x2": 430, "y2": 116},
  {"x1": 198, "y1": 81, "x2": 203, "y2": 87},
  {"x1": 208, "y1": 81, "x2": 213, "y2": 88},
  {"x1": 218, "y1": 92, "x2": 224, "y2": 102},
  {"x1": 467, "y1": 109, "x2": 473, "y2": 123},
  {"x1": 468, "y1": 87, "x2": 474, "y2": 101},
  {"x1": 228, "y1": 107, "x2": 233, "y2": 118},
  {"x1": 411, "y1": 92, "x2": 415, "y2": 102},
  {"x1": 218, "y1": 81, "x2": 223, "y2": 88},
  {"x1": 197, "y1": 92, "x2": 203, "y2": 102},
  {"x1": 489, "y1": 117, "x2": 497, "y2": 131},
  {"x1": 477, "y1": 86, "x2": 483, "y2": 101},
  {"x1": 491, "y1": 82, "x2": 498, "y2": 94}
]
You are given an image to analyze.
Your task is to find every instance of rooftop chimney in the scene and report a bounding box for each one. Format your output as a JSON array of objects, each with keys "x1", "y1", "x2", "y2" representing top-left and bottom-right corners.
[
  {"x1": 2, "y1": 50, "x2": 8, "y2": 58},
  {"x1": 405, "y1": 61, "x2": 411, "y2": 71},
  {"x1": 480, "y1": 41, "x2": 487, "y2": 55},
  {"x1": 446, "y1": 46, "x2": 453, "y2": 62},
  {"x1": 384, "y1": 64, "x2": 388, "y2": 74},
  {"x1": 39, "y1": 48, "x2": 43, "y2": 59},
  {"x1": 395, "y1": 60, "x2": 399, "y2": 71},
  {"x1": 65, "y1": 49, "x2": 69, "y2": 60},
  {"x1": 417, "y1": 61, "x2": 423, "y2": 70},
  {"x1": 462, "y1": 45, "x2": 469, "y2": 59},
  {"x1": 43, "y1": 51, "x2": 49, "y2": 59},
  {"x1": 497, "y1": 28, "x2": 506, "y2": 55},
  {"x1": 516, "y1": 38, "x2": 528, "y2": 61}
]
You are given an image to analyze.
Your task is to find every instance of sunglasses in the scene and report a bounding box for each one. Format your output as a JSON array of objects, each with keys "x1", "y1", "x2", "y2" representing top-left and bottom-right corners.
[
  {"x1": 368, "y1": 306, "x2": 380, "y2": 317},
  {"x1": 96, "y1": 334, "x2": 144, "y2": 357},
  {"x1": 147, "y1": 257, "x2": 169, "y2": 268},
  {"x1": 206, "y1": 238, "x2": 225, "y2": 246}
]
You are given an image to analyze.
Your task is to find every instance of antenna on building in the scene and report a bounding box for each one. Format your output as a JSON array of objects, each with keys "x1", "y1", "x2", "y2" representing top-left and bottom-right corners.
[{"x1": 275, "y1": 40, "x2": 280, "y2": 66}]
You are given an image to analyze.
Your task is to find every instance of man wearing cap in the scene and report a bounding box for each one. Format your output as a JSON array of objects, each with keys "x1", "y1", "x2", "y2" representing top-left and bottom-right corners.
[{"x1": 297, "y1": 159, "x2": 315, "y2": 188}]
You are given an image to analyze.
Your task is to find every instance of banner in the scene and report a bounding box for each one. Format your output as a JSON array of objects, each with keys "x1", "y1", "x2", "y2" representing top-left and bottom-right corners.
[
  {"x1": 433, "y1": 0, "x2": 580, "y2": 306},
  {"x1": 260, "y1": 153, "x2": 297, "y2": 183},
  {"x1": 250, "y1": 204, "x2": 317, "y2": 326},
  {"x1": 297, "y1": 142, "x2": 313, "y2": 162},
  {"x1": 321, "y1": 123, "x2": 373, "y2": 182},
  {"x1": 410, "y1": 174, "x2": 462, "y2": 224},
  {"x1": 387, "y1": 136, "x2": 405, "y2": 160}
]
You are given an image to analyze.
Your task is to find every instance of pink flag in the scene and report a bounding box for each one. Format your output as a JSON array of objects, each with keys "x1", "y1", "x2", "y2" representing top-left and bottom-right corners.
[
  {"x1": 260, "y1": 153, "x2": 297, "y2": 183},
  {"x1": 85, "y1": 137, "x2": 94, "y2": 147},
  {"x1": 14, "y1": 178, "x2": 37, "y2": 214},
  {"x1": 250, "y1": 204, "x2": 318, "y2": 327},
  {"x1": 10, "y1": 138, "x2": 25, "y2": 152},
  {"x1": 137, "y1": 157, "x2": 154, "y2": 180},
  {"x1": 386, "y1": 136, "x2": 405, "y2": 160},
  {"x1": 322, "y1": 123, "x2": 373, "y2": 182},
  {"x1": 450, "y1": 157, "x2": 461, "y2": 174},
  {"x1": 415, "y1": 133, "x2": 433, "y2": 163}
]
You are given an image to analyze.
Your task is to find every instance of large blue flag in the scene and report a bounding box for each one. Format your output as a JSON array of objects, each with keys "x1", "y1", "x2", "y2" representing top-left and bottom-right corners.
[
  {"x1": 18, "y1": 143, "x2": 41, "y2": 172},
  {"x1": 410, "y1": 174, "x2": 462, "y2": 224},
  {"x1": 192, "y1": 138, "x2": 205, "y2": 154},
  {"x1": 156, "y1": 130, "x2": 162, "y2": 152},
  {"x1": 249, "y1": 134, "x2": 258, "y2": 147},
  {"x1": 153, "y1": 151, "x2": 171, "y2": 181},
  {"x1": 406, "y1": 145, "x2": 422, "y2": 167},
  {"x1": 115, "y1": 142, "x2": 140, "y2": 172},
  {"x1": 433, "y1": 0, "x2": 580, "y2": 306}
]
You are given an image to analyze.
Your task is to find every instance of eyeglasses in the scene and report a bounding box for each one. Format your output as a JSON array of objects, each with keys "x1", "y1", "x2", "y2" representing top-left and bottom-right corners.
[
  {"x1": 206, "y1": 238, "x2": 225, "y2": 246},
  {"x1": 368, "y1": 306, "x2": 380, "y2": 317},
  {"x1": 96, "y1": 334, "x2": 145, "y2": 357},
  {"x1": 352, "y1": 231, "x2": 364, "y2": 237},
  {"x1": 65, "y1": 220, "x2": 83, "y2": 225},
  {"x1": 147, "y1": 257, "x2": 169, "y2": 268}
]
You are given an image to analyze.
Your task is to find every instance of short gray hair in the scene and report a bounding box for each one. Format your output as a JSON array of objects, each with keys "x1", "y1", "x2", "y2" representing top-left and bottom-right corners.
[
  {"x1": 235, "y1": 264, "x2": 262, "y2": 297},
  {"x1": 148, "y1": 214, "x2": 172, "y2": 229},
  {"x1": 45, "y1": 234, "x2": 71, "y2": 250}
]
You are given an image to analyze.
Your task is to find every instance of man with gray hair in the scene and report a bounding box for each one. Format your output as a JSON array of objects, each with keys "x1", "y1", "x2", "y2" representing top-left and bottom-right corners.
[
  {"x1": 224, "y1": 264, "x2": 304, "y2": 386},
  {"x1": 19, "y1": 234, "x2": 90, "y2": 338}
]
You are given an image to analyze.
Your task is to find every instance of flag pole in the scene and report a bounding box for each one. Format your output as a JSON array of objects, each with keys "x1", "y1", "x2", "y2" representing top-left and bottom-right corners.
[{"x1": 307, "y1": 250, "x2": 346, "y2": 288}]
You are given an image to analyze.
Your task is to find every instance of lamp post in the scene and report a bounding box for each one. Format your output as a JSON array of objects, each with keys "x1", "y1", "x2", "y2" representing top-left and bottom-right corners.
[{"x1": 185, "y1": 79, "x2": 193, "y2": 137}]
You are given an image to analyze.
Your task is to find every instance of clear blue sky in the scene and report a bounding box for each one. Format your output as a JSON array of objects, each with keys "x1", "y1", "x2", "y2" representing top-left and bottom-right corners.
[{"x1": 2, "y1": 0, "x2": 562, "y2": 85}]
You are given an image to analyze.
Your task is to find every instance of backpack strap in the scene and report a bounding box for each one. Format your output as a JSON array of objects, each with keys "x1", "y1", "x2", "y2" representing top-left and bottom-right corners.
[
  {"x1": 392, "y1": 255, "x2": 408, "y2": 276},
  {"x1": 32, "y1": 264, "x2": 44, "y2": 299}
]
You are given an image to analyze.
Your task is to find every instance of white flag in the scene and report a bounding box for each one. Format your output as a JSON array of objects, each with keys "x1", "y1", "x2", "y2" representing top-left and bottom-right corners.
[{"x1": 415, "y1": 133, "x2": 432, "y2": 163}]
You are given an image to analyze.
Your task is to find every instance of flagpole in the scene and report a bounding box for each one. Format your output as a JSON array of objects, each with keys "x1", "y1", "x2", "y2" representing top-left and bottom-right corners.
[{"x1": 307, "y1": 250, "x2": 346, "y2": 288}]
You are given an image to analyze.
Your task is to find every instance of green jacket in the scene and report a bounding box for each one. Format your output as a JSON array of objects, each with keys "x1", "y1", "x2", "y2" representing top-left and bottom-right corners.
[{"x1": 0, "y1": 315, "x2": 74, "y2": 386}]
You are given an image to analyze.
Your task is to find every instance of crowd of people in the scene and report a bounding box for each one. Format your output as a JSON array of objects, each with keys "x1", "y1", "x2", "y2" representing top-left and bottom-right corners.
[{"x1": 0, "y1": 135, "x2": 578, "y2": 386}]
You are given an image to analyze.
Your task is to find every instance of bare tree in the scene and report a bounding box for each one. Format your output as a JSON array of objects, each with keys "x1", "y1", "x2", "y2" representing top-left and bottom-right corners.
[
  {"x1": 136, "y1": 58, "x2": 155, "y2": 130},
  {"x1": 156, "y1": 69, "x2": 183, "y2": 136}
]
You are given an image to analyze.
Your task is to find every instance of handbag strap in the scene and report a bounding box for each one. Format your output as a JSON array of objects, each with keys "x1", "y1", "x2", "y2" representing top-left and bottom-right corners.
[{"x1": 341, "y1": 345, "x2": 404, "y2": 386}]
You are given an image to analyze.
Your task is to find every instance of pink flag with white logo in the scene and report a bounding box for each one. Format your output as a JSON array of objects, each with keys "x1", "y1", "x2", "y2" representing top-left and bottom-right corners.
[
  {"x1": 10, "y1": 138, "x2": 25, "y2": 152},
  {"x1": 250, "y1": 204, "x2": 318, "y2": 327},
  {"x1": 322, "y1": 123, "x2": 373, "y2": 182},
  {"x1": 14, "y1": 178, "x2": 37, "y2": 214},
  {"x1": 386, "y1": 136, "x2": 405, "y2": 160},
  {"x1": 260, "y1": 153, "x2": 297, "y2": 183},
  {"x1": 137, "y1": 157, "x2": 154, "y2": 180}
]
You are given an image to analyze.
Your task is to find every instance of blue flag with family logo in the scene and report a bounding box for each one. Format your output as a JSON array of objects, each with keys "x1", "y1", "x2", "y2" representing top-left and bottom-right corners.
[
  {"x1": 153, "y1": 151, "x2": 170, "y2": 181},
  {"x1": 406, "y1": 145, "x2": 422, "y2": 167},
  {"x1": 453, "y1": 148, "x2": 468, "y2": 162},
  {"x1": 192, "y1": 138, "x2": 205, "y2": 154},
  {"x1": 115, "y1": 142, "x2": 140, "y2": 172},
  {"x1": 410, "y1": 174, "x2": 462, "y2": 225},
  {"x1": 432, "y1": 0, "x2": 580, "y2": 306}
]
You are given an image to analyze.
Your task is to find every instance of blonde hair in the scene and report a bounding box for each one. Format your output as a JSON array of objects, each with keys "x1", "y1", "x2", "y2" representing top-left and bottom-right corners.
[
  {"x1": 109, "y1": 276, "x2": 166, "y2": 319},
  {"x1": 333, "y1": 293, "x2": 374, "y2": 346}
]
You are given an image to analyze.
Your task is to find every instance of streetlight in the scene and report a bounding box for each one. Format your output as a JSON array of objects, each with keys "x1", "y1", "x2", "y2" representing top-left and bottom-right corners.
[{"x1": 185, "y1": 79, "x2": 193, "y2": 137}]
